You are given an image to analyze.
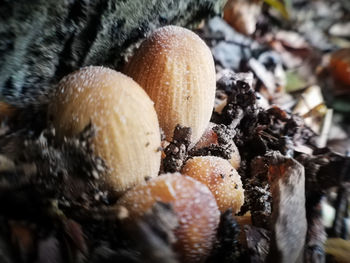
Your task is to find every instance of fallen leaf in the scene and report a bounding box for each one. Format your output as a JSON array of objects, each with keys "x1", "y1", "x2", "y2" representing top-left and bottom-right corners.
[
  {"x1": 285, "y1": 71, "x2": 307, "y2": 93},
  {"x1": 264, "y1": 0, "x2": 289, "y2": 19},
  {"x1": 325, "y1": 238, "x2": 350, "y2": 263}
]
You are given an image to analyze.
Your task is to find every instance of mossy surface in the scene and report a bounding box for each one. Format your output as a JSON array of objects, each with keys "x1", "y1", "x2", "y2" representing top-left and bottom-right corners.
[{"x1": 0, "y1": 0, "x2": 226, "y2": 106}]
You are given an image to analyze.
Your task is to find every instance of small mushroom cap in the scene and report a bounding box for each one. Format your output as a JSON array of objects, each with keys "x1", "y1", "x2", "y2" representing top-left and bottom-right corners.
[
  {"x1": 193, "y1": 123, "x2": 241, "y2": 169},
  {"x1": 125, "y1": 25, "x2": 216, "y2": 144},
  {"x1": 117, "y1": 173, "x2": 220, "y2": 263},
  {"x1": 182, "y1": 156, "x2": 244, "y2": 214},
  {"x1": 49, "y1": 66, "x2": 161, "y2": 193}
]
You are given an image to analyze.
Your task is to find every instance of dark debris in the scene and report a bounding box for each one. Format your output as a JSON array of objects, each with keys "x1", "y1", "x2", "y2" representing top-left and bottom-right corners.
[
  {"x1": 162, "y1": 125, "x2": 192, "y2": 173},
  {"x1": 206, "y1": 210, "x2": 245, "y2": 263}
]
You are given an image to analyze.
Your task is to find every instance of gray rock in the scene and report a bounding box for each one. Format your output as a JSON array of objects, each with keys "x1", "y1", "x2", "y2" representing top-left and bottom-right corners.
[
  {"x1": 0, "y1": 0, "x2": 225, "y2": 106},
  {"x1": 212, "y1": 42, "x2": 243, "y2": 70},
  {"x1": 206, "y1": 17, "x2": 256, "y2": 70},
  {"x1": 207, "y1": 17, "x2": 252, "y2": 44}
]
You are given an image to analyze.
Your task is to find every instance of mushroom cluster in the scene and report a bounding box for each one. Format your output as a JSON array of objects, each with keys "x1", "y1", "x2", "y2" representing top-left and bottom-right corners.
[{"x1": 48, "y1": 25, "x2": 245, "y2": 262}]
